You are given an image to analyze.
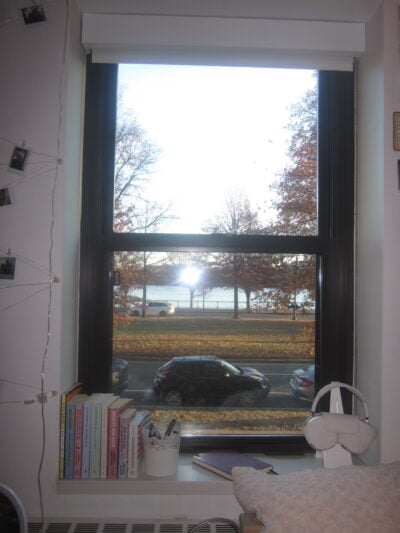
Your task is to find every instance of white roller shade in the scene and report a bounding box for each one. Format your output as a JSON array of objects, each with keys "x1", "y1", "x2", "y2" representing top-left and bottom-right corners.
[{"x1": 82, "y1": 13, "x2": 365, "y2": 71}]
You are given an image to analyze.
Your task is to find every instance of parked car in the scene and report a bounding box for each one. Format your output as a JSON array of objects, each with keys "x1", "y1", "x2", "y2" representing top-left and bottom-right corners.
[
  {"x1": 289, "y1": 364, "x2": 315, "y2": 401},
  {"x1": 112, "y1": 358, "x2": 130, "y2": 394},
  {"x1": 129, "y1": 301, "x2": 175, "y2": 317},
  {"x1": 153, "y1": 355, "x2": 271, "y2": 407}
]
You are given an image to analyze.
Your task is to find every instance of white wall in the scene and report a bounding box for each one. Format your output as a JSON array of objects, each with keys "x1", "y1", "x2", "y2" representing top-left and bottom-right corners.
[
  {"x1": 379, "y1": 0, "x2": 400, "y2": 463},
  {"x1": 0, "y1": 0, "x2": 398, "y2": 522},
  {"x1": 0, "y1": 0, "x2": 83, "y2": 518},
  {"x1": 356, "y1": 1, "x2": 385, "y2": 464},
  {"x1": 356, "y1": 0, "x2": 400, "y2": 464}
]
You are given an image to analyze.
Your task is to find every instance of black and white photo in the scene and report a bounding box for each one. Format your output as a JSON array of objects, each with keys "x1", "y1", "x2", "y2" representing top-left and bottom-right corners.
[
  {"x1": 9, "y1": 146, "x2": 29, "y2": 171},
  {"x1": 0, "y1": 257, "x2": 16, "y2": 280},
  {"x1": 0, "y1": 188, "x2": 11, "y2": 206},
  {"x1": 21, "y1": 5, "x2": 47, "y2": 25}
]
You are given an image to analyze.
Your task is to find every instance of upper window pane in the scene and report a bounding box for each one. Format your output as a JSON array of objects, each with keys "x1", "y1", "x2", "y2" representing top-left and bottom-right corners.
[{"x1": 114, "y1": 64, "x2": 318, "y2": 235}]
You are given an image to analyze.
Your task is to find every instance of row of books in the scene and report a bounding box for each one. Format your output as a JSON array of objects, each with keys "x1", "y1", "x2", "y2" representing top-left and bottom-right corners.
[{"x1": 59, "y1": 384, "x2": 151, "y2": 480}]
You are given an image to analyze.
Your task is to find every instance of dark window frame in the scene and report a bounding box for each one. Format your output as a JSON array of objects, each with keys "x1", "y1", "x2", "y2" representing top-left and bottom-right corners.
[{"x1": 79, "y1": 57, "x2": 354, "y2": 454}]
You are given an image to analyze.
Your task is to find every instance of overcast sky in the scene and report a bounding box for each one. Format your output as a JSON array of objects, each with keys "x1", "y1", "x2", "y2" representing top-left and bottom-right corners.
[{"x1": 117, "y1": 64, "x2": 316, "y2": 233}]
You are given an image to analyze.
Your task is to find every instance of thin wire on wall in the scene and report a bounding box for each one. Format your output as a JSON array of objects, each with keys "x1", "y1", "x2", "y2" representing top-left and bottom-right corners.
[
  {"x1": 0, "y1": 1, "x2": 70, "y2": 530},
  {"x1": 36, "y1": 1, "x2": 70, "y2": 528}
]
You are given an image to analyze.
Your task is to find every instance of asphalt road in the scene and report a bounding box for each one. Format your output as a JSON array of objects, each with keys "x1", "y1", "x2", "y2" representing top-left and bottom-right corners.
[{"x1": 121, "y1": 359, "x2": 313, "y2": 409}]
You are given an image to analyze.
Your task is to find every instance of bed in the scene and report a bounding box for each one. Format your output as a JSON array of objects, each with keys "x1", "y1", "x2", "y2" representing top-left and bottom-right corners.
[{"x1": 233, "y1": 462, "x2": 400, "y2": 532}]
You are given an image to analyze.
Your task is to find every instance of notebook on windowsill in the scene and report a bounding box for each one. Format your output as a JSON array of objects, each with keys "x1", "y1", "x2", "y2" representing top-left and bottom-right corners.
[{"x1": 192, "y1": 450, "x2": 277, "y2": 480}]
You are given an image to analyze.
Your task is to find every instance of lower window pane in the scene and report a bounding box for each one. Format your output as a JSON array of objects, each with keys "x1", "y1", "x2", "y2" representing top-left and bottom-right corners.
[{"x1": 113, "y1": 251, "x2": 316, "y2": 437}]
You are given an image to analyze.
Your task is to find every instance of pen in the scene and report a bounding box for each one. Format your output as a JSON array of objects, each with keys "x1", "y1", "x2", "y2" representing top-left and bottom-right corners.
[{"x1": 164, "y1": 418, "x2": 176, "y2": 439}]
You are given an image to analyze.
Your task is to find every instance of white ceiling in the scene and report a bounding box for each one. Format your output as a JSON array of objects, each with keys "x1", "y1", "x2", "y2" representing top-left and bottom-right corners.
[{"x1": 77, "y1": 0, "x2": 382, "y2": 23}]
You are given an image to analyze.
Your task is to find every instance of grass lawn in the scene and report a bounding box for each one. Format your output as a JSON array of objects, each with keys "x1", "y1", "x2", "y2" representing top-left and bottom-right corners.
[
  {"x1": 151, "y1": 407, "x2": 308, "y2": 435},
  {"x1": 113, "y1": 315, "x2": 314, "y2": 359}
]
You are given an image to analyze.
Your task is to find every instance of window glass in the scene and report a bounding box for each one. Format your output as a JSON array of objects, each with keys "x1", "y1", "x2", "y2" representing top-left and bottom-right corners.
[
  {"x1": 113, "y1": 251, "x2": 316, "y2": 436},
  {"x1": 80, "y1": 60, "x2": 354, "y2": 452},
  {"x1": 114, "y1": 65, "x2": 318, "y2": 236}
]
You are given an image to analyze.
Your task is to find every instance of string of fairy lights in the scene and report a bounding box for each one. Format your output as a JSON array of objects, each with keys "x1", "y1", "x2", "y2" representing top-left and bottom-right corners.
[
  {"x1": 0, "y1": 1, "x2": 70, "y2": 529},
  {"x1": 0, "y1": 140, "x2": 61, "y2": 350}
]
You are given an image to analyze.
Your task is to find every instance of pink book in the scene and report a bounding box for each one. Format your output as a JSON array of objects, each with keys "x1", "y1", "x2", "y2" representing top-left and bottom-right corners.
[
  {"x1": 107, "y1": 398, "x2": 134, "y2": 479},
  {"x1": 127, "y1": 411, "x2": 151, "y2": 479}
]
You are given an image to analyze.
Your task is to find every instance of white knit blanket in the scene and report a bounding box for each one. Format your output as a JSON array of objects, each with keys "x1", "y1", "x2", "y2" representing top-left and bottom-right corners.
[{"x1": 233, "y1": 462, "x2": 400, "y2": 533}]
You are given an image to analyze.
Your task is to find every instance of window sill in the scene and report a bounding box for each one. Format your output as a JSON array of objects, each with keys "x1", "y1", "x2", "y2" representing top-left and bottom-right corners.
[{"x1": 57, "y1": 453, "x2": 322, "y2": 495}]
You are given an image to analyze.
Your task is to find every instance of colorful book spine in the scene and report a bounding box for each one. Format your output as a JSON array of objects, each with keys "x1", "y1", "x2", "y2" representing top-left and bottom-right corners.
[
  {"x1": 107, "y1": 398, "x2": 134, "y2": 479},
  {"x1": 64, "y1": 400, "x2": 76, "y2": 479},
  {"x1": 100, "y1": 396, "x2": 118, "y2": 479},
  {"x1": 64, "y1": 393, "x2": 86, "y2": 480},
  {"x1": 118, "y1": 408, "x2": 137, "y2": 479},
  {"x1": 89, "y1": 396, "x2": 101, "y2": 479},
  {"x1": 73, "y1": 396, "x2": 87, "y2": 479},
  {"x1": 127, "y1": 411, "x2": 151, "y2": 479},
  {"x1": 89, "y1": 393, "x2": 114, "y2": 479},
  {"x1": 81, "y1": 396, "x2": 93, "y2": 479},
  {"x1": 59, "y1": 383, "x2": 83, "y2": 479}
]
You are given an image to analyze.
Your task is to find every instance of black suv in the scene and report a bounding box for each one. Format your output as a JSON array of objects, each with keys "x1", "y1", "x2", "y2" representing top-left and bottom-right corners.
[{"x1": 153, "y1": 355, "x2": 271, "y2": 407}]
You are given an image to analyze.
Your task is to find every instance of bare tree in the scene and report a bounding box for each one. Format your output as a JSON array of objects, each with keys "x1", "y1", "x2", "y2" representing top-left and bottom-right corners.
[
  {"x1": 113, "y1": 98, "x2": 169, "y2": 233},
  {"x1": 112, "y1": 100, "x2": 175, "y2": 315},
  {"x1": 203, "y1": 191, "x2": 262, "y2": 318},
  {"x1": 203, "y1": 189, "x2": 261, "y2": 235},
  {"x1": 114, "y1": 96, "x2": 160, "y2": 204},
  {"x1": 131, "y1": 201, "x2": 175, "y2": 317}
]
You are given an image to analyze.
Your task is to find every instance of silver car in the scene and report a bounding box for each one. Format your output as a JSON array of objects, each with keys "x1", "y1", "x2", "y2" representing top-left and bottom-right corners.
[
  {"x1": 129, "y1": 301, "x2": 175, "y2": 317},
  {"x1": 289, "y1": 364, "x2": 315, "y2": 401}
]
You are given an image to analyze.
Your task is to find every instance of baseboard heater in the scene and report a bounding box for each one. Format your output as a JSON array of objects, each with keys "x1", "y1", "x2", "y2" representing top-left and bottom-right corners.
[{"x1": 27, "y1": 518, "x2": 238, "y2": 532}]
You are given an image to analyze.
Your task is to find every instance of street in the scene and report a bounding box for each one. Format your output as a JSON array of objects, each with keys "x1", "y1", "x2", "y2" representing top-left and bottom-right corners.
[{"x1": 121, "y1": 359, "x2": 313, "y2": 409}]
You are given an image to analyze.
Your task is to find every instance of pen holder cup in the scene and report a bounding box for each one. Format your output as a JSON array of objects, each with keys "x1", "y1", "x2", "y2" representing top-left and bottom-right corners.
[{"x1": 143, "y1": 422, "x2": 180, "y2": 477}]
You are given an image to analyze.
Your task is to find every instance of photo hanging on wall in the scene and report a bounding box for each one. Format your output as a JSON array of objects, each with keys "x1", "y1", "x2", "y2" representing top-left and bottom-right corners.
[
  {"x1": 9, "y1": 147, "x2": 29, "y2": 172},
  {"x1": 0, "y1": 188, "x2": 11, "y2": 206},
  {"x1": 21, "y1": 5, "x2": 47, "y2": 26},
  {"x1": 0, "y1": 257, "x2": 16, "y2": 280}
]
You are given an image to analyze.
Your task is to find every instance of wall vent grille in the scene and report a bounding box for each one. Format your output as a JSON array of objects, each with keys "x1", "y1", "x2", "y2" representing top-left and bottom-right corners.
[{"x1": 27, "y1": 519, "x2": 238, "y2": 533}]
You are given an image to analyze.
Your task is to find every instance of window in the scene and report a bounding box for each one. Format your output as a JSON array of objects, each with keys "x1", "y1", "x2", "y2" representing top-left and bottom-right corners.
[
  {"x1": 114, "y1": 64, "x2": 318, "y2": 236},
  {"x1": 79, "y1": 58, "x2": 354, "y2": 453}
]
